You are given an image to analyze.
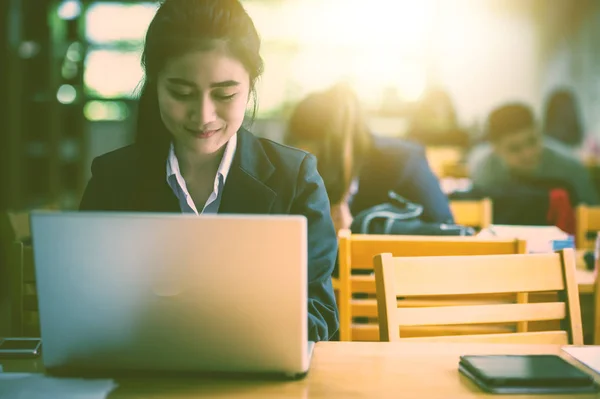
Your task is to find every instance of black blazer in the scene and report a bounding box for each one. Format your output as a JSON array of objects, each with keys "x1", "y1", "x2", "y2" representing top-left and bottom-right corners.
[
  {"x1": 80, "y1": 128, "x2": 339, "y2": 342},
  {"x1": 350, "y1": 136, "x2": 454, "y2": 224}
]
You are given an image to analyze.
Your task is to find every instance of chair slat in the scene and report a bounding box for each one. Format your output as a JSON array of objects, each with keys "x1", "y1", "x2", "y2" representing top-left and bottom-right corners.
[
  {"x1": 390, "y1": 253, "x2": 564, "y2": 296},
  {"x1": 396, "y1": 302, "x2": 566, "y2": 326},
  {"x1": 331, "y1": 278, "x2": 340, "y2": 291},
  {"x1": 401, "y1": 331, "x2": 569, "y2": 345},
  {"x1": 351, "y1": 296, "x2": 520, "y2": 318},
  {"x1": 450, "y1": 198, "x2": 492, "y2": 228},
  {"x1": 351, "y1": 275, "x2": 375, "y2": 294},
  {"x1": 350, "y1": 235, "x2": 518, "y2": 269},
  {"x1": 351, "y1": 324, "x2": 518, "y2": 342}
]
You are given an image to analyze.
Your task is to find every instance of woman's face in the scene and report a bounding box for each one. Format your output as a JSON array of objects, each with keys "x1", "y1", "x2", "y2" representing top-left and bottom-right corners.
[{"x1": 157, "y1": 48, "x2": 250, "y2": 156}]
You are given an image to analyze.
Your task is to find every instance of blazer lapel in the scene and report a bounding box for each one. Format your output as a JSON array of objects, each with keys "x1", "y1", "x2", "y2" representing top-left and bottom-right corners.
[{"x1": 219, "y1": 128, "x2": 277, "y2": 214}]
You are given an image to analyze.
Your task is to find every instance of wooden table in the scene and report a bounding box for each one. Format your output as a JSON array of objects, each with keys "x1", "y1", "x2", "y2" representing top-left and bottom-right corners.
[
  {"x1": 576, "y1": 249, "x2": 596, "y2": 294},
  {"x1": 577, "y1": 269, "x2": 595, "y2": 294},
  {"x1": 1, "y1": 342, "x2": 599, "y2": 398}
]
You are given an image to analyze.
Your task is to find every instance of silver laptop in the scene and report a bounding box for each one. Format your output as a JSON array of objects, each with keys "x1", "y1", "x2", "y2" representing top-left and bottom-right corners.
[{"x1": 30, "y1": 211, "x2": 313, "y2": 378}]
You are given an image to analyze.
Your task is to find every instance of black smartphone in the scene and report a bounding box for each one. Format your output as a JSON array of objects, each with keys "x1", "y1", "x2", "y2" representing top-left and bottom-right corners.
[{"x1": 0, "y1": 338, "x2": 42, "y2": 358}]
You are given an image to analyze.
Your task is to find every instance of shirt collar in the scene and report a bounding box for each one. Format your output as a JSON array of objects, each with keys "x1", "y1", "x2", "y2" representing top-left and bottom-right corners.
[
  {"x1": 217, "y1": 133, "x2": 237, "y2": 183},
  {"x1": 166, "y1": 133, "x2": 238, "y2": 184}
]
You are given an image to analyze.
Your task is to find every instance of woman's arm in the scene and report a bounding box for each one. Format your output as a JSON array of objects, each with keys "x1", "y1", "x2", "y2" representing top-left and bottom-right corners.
[
  {"x1": 80, "y1": 158, "x2": 109, "y2": 211},
  {"x1": 291, "y1": 154, "x2": 339, "y2": 341},
  {"x1": 79, "y1": 148, "x2": 137, "y2": 211},
  {"x1": 401, "y1": 148, "x2": 454, "y2": 223}
]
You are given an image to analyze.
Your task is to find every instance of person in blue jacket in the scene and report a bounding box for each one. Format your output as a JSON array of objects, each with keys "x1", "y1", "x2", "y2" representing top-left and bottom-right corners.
[
  {"x1": 285, "y1": 84, "x2": 454, "y2": 232},
  {"x1": 79, "y1": 0, "x2": 339, "y2": 342}
]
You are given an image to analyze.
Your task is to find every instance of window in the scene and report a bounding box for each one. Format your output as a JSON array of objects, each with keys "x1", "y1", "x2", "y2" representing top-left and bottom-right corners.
[
  {"x1": 83, "y1": 1, "x2": 434, "y2": 118},
  {"x1": 84, "y1": 2, "x2": 157, "y2": 101}
]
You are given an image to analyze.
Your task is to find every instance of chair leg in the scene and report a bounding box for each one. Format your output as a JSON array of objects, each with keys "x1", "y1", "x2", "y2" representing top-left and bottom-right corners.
[{"x1": 9, "y1": 242, "x2": 24, "y2": 336}]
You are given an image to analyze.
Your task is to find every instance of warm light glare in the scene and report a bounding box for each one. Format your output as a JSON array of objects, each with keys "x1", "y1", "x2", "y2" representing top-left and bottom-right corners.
[
  {"x1": 80, "y1": 0, "x2": 543, "y2": 122},
  {"x1": 433, "y1": 0, "x2": 538, "y2": 123},
  {"x1": 244, "y1": 0, "x2": 435, "y2": 112},
  {"x1": 57, "y1": 0, "x2": 82, "y2": 20},
  {"x1": 61, "y1": 61, "x2": 78, "y2": 80},
  {"x1": 85, "y1": 2, "x2": 158, "y2": 44},
  {"x1": 57, "y1": 84, "x2": 77, "y2": 104},
  {"x1": 84, "y1": 50, "x2": 143, "y2": 98},
  {"x1": 66, "y1": 42, "x2": 83, "y2": 62},
  {"x1": 84, "y1": 100, "x2": 129, "y2": 121}
]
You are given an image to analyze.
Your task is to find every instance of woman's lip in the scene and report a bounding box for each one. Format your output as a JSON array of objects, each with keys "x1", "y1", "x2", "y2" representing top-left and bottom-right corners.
[{"x1": 185, "y1": 128, "x2": 220, "y2": 138}]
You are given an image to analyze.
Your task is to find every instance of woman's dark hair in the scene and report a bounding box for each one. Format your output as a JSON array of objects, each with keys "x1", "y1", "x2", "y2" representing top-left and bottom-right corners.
[
  {"x1": 135, "y1": 0, "x2": 263, "y2": 151},
  {"x1": 486, "y1": 103, "x2": 535, "y2": 142},
  {"x1": 543, "y1": 89, "x2": 583, "y2": 146},
  {"x1": 411, "y1": 88, "x2": 457, "y2": 131},
  {"x1": 286, "y1": 84, "x2": 372, "y2": 205}
]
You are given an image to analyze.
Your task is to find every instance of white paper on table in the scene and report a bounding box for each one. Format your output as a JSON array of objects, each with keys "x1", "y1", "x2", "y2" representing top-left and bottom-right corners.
[
  {"x1": 477, "y1": 224, "x2": 570, "y2": 253},
  {"x1": 0, "y1": 373, "x2": 117, "y2": 399},
  {"x1": 562, "y1": 346, "x2": 600, "y2": 375}
]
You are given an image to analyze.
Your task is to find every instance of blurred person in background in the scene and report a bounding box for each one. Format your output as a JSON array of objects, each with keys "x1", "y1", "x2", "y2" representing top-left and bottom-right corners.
[
  {"x1": 543, "y1": 88, "x2": 584, "y2": 151},
  {"x1": 406, "y1": 87, "x2": 469, "y2": 147},
  {"x1": 286, "y1": 83, "x2": 454, "y2": 232},
  {"x1": 468, "y1": 103, "x2": 598, "y2": 205}
]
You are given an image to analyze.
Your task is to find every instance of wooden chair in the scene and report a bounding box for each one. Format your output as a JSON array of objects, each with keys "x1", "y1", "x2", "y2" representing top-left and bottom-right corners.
[
  {"x1": 374, "y1": 249, "x2": 583, "y2": 344},
  {"x1": 441, "y1": 162, "x2": 468, "y2": 179},
  {"x1": 334, "y1": 230, "x2": 526, "y2": 341},
  {"x1": 449, "y1": 198, "x2": 492, "y2": 229},
  {"x1": 575, "y1": 205, "x2": 600, "y2": 249},
  {"x1": 9, "y1": 241, "x2": 39, "y2": 336},
  {"x1": 595, "y1": 269, "x2": 600, "y2": 345},
  {"x1": 425, "y1": 146, "x2": 463, "y2": 178},
  {"x1": 7, "y1": 210, "x2": 31, "y2": 242}
]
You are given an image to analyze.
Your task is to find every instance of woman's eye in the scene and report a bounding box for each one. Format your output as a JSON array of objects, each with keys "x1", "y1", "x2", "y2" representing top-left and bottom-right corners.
[
  {"x1": 214, "y1": 92, "x2": 236, "y2": 101},
  {"x1": 169, "y1": 90, "x2": 194, "y2": 99}
]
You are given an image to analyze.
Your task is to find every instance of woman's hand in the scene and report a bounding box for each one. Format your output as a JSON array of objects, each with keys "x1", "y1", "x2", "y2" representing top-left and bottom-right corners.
[{"x1": 330, "y1": 200, "x2": 353, "y2": 232}]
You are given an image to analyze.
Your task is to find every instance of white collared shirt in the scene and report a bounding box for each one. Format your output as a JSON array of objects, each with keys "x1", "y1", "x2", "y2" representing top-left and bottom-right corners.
[{"x1": 166, "y1": 134, "x2": 237, "y2": 214}]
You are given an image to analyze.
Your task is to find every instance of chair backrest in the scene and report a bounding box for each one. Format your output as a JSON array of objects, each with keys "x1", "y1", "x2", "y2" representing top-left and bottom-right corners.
[
  {"x1": 441, "y1": 162, "x2": 468, "y2": 179},
  {"x1": 335, "y1": 230, "x2": 526, "y2": 341},
  {"x1": 575, "y1": 205, "x2": 600, "y2": 249},
  {"x1": 449, "y1": 198, "x2": 492, "y2": 229},
  {"x1": 7, "y1": 211, "x2": 31, "y2": 242},
  {"x1": 425, "y1": 146, "x2": 462, "y2": 177},
  {"x1": 595, "y1": 269, "x2": 600, "y2": 345},
  {"x1": 373, "y1": 249, "x2": 583, "y2": 345},
  {"x1": 8, "y1": 241, "x2": 38, "y2": 336}
]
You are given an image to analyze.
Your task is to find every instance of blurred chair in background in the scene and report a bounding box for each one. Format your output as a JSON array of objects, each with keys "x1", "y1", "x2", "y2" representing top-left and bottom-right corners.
[
  {"x1": 334, "y1": 229, "x2": 526, "y2": 341},
  {"x1": 449, "y1": 198, "x2": 492, "y2": 230},
  {"x1": 576, "y1": 205, "x2": 600, "y2": 249}
]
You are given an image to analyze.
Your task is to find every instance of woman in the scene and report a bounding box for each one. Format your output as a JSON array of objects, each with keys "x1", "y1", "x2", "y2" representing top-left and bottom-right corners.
[
  {"x1": 286, "y1": 84, "x2": 454, "y2": 232},
  {"x1": 80, "y1": 0, "x2": 338, "y2": 342},
  {"x1": 543, "y1": 88, "x2": 583, "y2": 147}
]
